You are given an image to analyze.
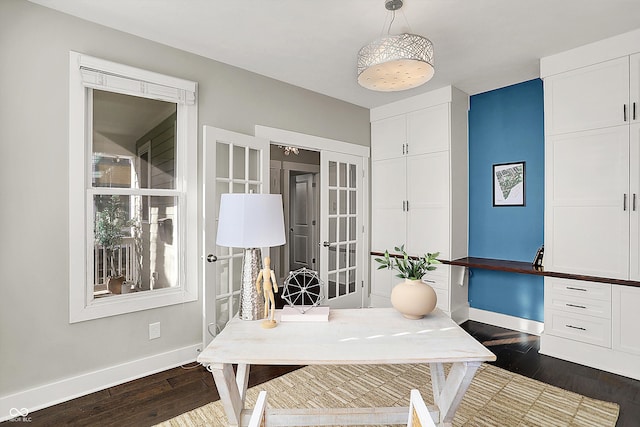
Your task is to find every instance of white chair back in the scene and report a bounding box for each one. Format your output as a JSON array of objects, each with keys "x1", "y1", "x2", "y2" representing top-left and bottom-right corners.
[
  {"x1": 248, "y1": 390, "x2": 268, "y2": 427},
  {"x1": 407, "y1": 389, "x2": 436, "y2": 427}
]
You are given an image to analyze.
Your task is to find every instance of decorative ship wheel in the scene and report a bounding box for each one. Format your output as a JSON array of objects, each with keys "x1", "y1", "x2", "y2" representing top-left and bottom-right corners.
[{"x1": 281, "y1": 268, "x2": 324, "y2": 314}]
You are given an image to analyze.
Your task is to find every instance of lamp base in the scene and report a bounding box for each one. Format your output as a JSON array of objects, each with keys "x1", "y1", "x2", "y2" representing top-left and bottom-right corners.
[{"x1": 239, "y1": 248, "x2": 265, "y2": 321}]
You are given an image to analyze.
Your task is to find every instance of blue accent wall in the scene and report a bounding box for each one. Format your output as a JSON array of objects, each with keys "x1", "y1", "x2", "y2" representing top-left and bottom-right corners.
[{"x1": 468, "y1": 79, "x2": 545, "y2": 322}]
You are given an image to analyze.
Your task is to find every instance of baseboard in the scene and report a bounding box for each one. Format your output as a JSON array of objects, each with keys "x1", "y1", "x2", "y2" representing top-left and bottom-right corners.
[
  {"x1": 468, "y1": 308, "x2": 544, "y2": 336},
  {"x1": 0, "y1": 343, "x2": 201, "y2": 422}
]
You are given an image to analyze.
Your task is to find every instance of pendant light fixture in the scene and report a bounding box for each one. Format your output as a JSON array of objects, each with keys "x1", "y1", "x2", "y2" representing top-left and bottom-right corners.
[{"x1": 357, "y1": 0, "x2": 434, "y2": 92}]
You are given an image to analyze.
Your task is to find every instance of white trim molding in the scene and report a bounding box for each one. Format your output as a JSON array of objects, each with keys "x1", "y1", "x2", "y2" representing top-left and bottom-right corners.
[
  {"x1": 469, "y1": 307, "x2": 544, "y2": 336},
  {"x1": 0, "y1": 344, "x2": 201, "y2": 422}
]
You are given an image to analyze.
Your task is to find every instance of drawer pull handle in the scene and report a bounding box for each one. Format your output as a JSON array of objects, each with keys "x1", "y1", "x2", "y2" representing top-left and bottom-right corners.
[
  {"x1": 566, "y1": 324, "x2": 586, "y2": 331},
  {"x1": 423, "y1": 279, "x2": 436, "y2": 284},
  {"x1": 566, "y1": 286, "x2": 587, "y2": 292},
  {"x1": 566, "y1": 303, "x2": 586, "y2": 309}
]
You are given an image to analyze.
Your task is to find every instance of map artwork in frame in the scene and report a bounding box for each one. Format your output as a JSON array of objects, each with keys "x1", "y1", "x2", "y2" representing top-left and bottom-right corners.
[{"x1": 493, "y1": 161, "x2": 525, "y2": 207}]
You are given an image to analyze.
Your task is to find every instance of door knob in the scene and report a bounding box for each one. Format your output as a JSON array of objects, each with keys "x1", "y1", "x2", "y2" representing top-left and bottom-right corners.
[
  {"x1": 206, "y1": 254, "x2": 218, "y2": 263},
  {"x1": 321, "y1": 241, "x2": 334, "y2": 247}
]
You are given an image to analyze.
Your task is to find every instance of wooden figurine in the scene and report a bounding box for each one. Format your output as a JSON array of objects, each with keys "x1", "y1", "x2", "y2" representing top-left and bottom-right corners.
[{"x1": 256, "y1": 256, "x2": 278, "y2": 328}]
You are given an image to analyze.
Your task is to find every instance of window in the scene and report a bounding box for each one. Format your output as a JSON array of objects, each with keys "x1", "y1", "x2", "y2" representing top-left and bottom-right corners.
[{"x1": 69, "y1": 52, "x2": 198, "y2": 322}]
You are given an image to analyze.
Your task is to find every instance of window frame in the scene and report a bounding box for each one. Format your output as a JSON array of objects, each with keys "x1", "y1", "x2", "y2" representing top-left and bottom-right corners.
[{"x1": 69, "y1": 51, "x2": 198, "y2": 323}]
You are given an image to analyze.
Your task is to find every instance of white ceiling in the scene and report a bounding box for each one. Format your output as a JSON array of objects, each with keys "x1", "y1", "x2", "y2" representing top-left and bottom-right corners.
[{"x1": 30, "y1": 0, "x2": 640, "y2": 109}]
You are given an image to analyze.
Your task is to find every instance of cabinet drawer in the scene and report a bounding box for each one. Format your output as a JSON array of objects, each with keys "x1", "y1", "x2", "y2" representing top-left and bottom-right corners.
[
  {"x1": 422, "y1": 274, "x2": 448, "y2": 290},
  {"x1": 546, "y1": 278, "x2": 611, "y2": 302},
  {"x1": 546, "y1": 293, "x2": 611, "y2": 319},
  {"x1": 545, "y1": 309, "x2": 611, "y2": 348}
]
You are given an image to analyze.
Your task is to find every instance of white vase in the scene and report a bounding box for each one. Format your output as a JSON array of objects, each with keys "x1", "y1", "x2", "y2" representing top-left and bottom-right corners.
[{"x1": 390, "y1": 279, "x2": 438, "y2": 319}]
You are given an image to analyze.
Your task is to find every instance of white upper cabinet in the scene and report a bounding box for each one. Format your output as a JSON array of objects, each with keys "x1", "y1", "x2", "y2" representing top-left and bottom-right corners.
[
  {"x1": 544, "y1": 56, "x2": 630, "y2": 135},
  {"x1": 406, "y1": 104, "x2": 450, "y2": 155},
  {"x1": 631, "y1": 53, "x2": 640, "y2": 124},
  {"x1": 371, "y1": 115, "x2": 406, "y2": 161}
]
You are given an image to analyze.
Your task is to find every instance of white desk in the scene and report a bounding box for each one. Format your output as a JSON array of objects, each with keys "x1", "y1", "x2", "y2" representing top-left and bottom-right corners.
[{"x1": 197, "y1": 308, "x2": 496, "y2": 427}]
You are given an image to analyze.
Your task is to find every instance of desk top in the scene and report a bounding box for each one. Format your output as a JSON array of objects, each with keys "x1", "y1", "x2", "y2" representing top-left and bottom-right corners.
[{"x1": 197, "y1": 308, "x2": 496, "y2": 366}]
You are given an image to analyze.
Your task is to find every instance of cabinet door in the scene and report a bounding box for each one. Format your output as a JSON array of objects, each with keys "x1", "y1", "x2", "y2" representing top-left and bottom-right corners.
[
  {"x1": 545, "y1": 126, "x2": 629, "y2": 279},
  {"x1": 630, "y1": 124, "x2": 640, "y2": 280},
  {"x1": 612, "y1": 285, "x2": 640, "y2": 355},
  {"x1": 371, "y1": 157, "x2": 406, "y2": 252},
  {"x1": 631, "y1": 53, "x2": 640, "y2": 124},
  {"x1": 407, "y1": 104, "x2": 449, "y2": 156},
  {"x1": 370, "y1": 256, "x2": 393, "y2": 306},
  {"x1": 371, "y1": 115, "x2": 406, "y2": 161},
  {"x1": 544, "y1": 56, "x2": 629, "y2": 135},
  {"x1": 406, "y1": 152, "x2": 450, "y2": 258}
]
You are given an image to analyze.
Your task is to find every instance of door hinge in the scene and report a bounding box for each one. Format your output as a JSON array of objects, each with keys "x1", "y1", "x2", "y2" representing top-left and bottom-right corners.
[{"x1": 361, "y1": 280, "x2": 364, "y2": 288}]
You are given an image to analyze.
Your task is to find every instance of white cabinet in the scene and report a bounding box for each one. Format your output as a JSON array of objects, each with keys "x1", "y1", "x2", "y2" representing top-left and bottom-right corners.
[
  {"x1": 544, "y1": 52, "x2": 640, "y2": 281},
  {"x1": 612, "y1": 284, "x2": 640, "y2": 355},
  {"x1": 369, "y1": 87, "x2": 469, "y2": 322},
  {"x1": 544, "y1": 126, "x2": 630, "y2": 279},
  {"x1": 544, "y1": 278, "x2": 611, "y2": 348},
  {"x1": 540, "y1": 35, "x2": 640, "y2": 380},
  {"x1": 544, "y1": 56, "x2": 630, "y2": 135}
]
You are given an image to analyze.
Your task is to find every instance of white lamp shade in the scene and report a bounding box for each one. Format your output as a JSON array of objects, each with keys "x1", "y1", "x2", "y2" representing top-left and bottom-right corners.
[{"x1": 216, "y1": 193, "x2": 286, "y2": 248}]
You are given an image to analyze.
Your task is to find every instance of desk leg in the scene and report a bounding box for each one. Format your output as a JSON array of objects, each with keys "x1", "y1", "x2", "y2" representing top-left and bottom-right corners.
[
  {"x1": 429, "y1": 361, "x2": 481, "y2": 427},
  {"x1": 207, "y1": 363, "x2": 250, "y2": 427}
]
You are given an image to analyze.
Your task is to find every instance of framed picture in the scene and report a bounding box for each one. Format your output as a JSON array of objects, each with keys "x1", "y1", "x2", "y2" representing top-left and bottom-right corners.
[{"x1": 493, "y1": 161, "x2": 525, "y2": 206}]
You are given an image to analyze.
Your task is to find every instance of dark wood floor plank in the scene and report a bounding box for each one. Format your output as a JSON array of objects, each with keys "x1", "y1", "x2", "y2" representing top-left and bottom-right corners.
[{"x1": 6, "y1": 320, "x2": 639, "y2": 427}]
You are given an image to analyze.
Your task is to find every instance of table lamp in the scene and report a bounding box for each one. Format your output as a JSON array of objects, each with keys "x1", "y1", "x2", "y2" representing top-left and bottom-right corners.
[{"x1": 216, "y1": 193, "x2": 286, "y2": 320}]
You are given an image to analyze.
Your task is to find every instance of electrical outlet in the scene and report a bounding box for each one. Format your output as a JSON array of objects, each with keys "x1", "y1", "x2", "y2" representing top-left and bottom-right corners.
[{"x1": 149, "y1": 322, "x2": 161, "y2": 340}]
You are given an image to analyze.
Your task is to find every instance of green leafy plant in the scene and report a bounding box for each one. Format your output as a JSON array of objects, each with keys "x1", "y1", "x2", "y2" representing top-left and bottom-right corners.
[
  {"x1": 374, "y1": 244, "x2": 440, "y2": 280},
  {"x1": 95, "y1": 195, "x2": 132, "y2": 278}
]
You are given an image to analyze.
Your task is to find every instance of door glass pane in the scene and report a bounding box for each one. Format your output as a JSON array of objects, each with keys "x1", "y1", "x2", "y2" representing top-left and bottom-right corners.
[
  {"x1": 233, "y1": 182, "x2": 245, "y2": 194},
  {"x1": 232, "y1": 256, "x2": 242, "y2": 292},
  {"x1": 349, "y1": 269, "x2": 356, "y2": 293},
  {"x1": 348, "y1": 243, "x2": 356, "y2": 267},
  {"x1": 328, "y1": 272, "x2": 337, "y2": 299},
  {"x1": 233, "y1": 145, "x2": 245, "y2": 180},
  {"x1": 249, "y1": 183, "x2": 260, "y2": 194},
  {"x1": 349, "y1": 164, "x2": 356, "y2": 188},
  {"x1": 329, "y1": 246, "x2": 337, "y2": 271},
  {"x1": 338, "y1": 244, "x2": 346, "y2": 269},
  {"x1": 339, "y1": 190, "x2": 347, "y2": 214},
  {"x1": 329, "y1": 190, "x2": 337, "y2": 215},
  {"x1": 349, "y1": 217, "x2": 356, "y2": 240},
  {"x1": 339, "y1": 217, "x2": 346, "y2": 241},
  {"x1": 339, "y1": 270, "x2": 347, "y2": 296},
  {"x1": 349, "y1": 190, "x2": 356, "y2": 214},
  {"x1": 329, "y1": 217, "x2": 337, "y2": 243},
  {"x1": 216, "y1": 259, "x2": 229, "y2": 295},
  {"x1": 217, "y1": 142, "x2": 230, "y2": 179},
  {"x1": 249, "y1": 148, "x2": 259, "y2": 181},
  {"x1": 339, "y1": 162, "x2": 347, "y2": 187},
  {"x1": 329, "y1": 161, "x2": 337, "y2": 186}
]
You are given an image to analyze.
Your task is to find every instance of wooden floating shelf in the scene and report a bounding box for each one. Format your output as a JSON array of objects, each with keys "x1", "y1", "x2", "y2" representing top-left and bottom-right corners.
[{"x1": 370, "y1": 252, "x2": 640, "y2": 288}]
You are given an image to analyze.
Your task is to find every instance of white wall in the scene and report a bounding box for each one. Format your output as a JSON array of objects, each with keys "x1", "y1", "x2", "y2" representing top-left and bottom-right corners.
[{"x1": 0, "y1": 0, "x2": 369, "y2": 405}]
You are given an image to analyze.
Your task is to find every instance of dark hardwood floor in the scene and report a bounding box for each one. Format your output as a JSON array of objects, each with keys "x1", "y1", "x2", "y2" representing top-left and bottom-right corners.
[{"x1": 6, "y1": 320, "x2": 640, "y2": 426}]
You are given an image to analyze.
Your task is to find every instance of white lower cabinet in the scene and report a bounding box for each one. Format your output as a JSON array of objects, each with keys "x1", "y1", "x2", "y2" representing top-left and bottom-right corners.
[
  {"x1": 541, "y1": 278, "x2": 640, "y2": 380},
  {"x1": 612, "y1": 285, "x2": 640, "y2": 355}
]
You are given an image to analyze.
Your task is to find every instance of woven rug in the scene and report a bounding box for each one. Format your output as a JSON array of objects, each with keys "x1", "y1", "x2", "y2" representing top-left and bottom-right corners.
[{"x1": 156, "y1": 363, "x2": 619, "y2": 427}]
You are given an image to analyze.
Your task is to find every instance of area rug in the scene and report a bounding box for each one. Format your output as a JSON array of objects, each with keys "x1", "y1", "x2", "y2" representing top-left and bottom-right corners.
[{"x1": 156, "y1": 363, "x2": 619, "y2": 427}]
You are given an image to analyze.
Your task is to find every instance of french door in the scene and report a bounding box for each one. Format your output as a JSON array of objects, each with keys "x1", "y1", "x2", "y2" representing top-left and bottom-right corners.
[
  {"x1": 202, "y1": 126, "x2": 269, "y2": 346},
  {"x1": 320, "y1": 151, "x2": 363, "y2": 308}
]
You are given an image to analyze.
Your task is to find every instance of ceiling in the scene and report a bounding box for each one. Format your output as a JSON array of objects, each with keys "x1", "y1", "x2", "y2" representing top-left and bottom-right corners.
[{"x1": 30, "y1": 0, "x2": 640, "y2": 109}]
